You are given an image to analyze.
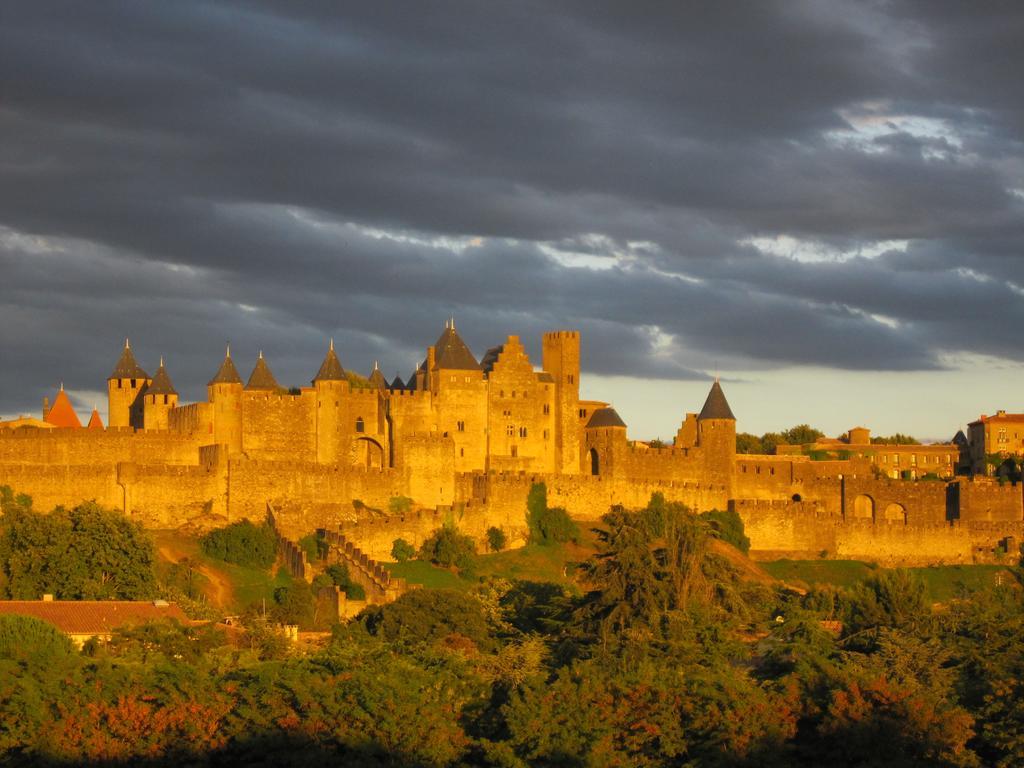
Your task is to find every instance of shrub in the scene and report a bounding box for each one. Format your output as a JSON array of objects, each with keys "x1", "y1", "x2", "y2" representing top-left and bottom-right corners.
[
  {"x1": 200, "y1": 520, "x2": 277, "y2": 569},
  {"x1": 391, "y1": 538, "x2": 416, "y2": 563},
  {"x1": 419, "y1": 525, "x2": 477, "y2": 571},
  {"x1": 699, "y1": 509, "x2": 751, "y2": 554},
  {"x1": 297, "y1": 533, "x2": 325, "y2": 562},
  {"x1": 526, "y1": 482, "x2": 579, "y2": 545},
  {"x1": 388, "y1": 496, "x2": 413, "y2": 514},
  {"x1": 487, "y1": 526, "x2": 507, "y2": 552},
  {"x1": 320, "y1": 562, "x2": 367, "y2": 600}
]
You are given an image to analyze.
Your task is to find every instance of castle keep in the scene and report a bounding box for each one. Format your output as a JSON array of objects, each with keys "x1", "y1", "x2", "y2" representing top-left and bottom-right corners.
[{"x1": 1, "y1": 322, "x2": 1021, "y2": 566}]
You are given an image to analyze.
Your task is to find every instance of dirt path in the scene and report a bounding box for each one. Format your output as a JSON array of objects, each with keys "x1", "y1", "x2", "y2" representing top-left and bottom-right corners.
[{"x1": 158, "y1": 545, "x2": 233, "y2": 609}]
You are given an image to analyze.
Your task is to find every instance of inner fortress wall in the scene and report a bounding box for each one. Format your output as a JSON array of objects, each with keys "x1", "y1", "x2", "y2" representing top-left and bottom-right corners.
[
  {"x1": 0, "y1": 429, "x2": 203, "y2": 466},
  {"x1": 240, "y1": 391, "x2": 316, "y2": 462}
]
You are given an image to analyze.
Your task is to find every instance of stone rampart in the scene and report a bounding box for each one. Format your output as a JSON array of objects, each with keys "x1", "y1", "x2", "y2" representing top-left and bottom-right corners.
[{"x1": 319, "y1": 528, "x2": 412, "y2": 604}]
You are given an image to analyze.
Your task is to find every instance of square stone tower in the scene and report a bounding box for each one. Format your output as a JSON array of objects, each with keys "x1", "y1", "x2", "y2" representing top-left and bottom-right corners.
[{"x1": 542, "y1": 330, "x2": 581, "y2": 475}]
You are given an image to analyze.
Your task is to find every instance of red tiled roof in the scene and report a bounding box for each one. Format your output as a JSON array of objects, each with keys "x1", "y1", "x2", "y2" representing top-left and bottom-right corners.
[
  {"x1": 0, "y1": 600, "x2": 188, "y2": 635},
  {"x1": 87, "y1": 408, "x2": 104, "y2": 430},
  {"x1": 44, "y1": 389, "x2": 82, "y2": 429}
]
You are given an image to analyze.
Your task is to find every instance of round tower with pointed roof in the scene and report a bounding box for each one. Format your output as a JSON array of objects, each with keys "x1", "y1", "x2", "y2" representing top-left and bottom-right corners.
[
  {"x1": 143, "y1": 357, "x2": 179, "y2": 430},
  {"x1": 208, "y1": 344, "x2": 243, "y2": 453},
  {"x1": 313, "y1": 339, "x2": 350, "y2": 464},
  {"x1": 697, "y1": 378, "x2": 737, "y2": 495},
  {"x1": 107, "y1": 339, "x2": 151, "y2": 429}
]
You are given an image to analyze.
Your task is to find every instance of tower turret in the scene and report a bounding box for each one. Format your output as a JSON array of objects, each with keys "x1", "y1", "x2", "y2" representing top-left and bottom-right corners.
[
  {"x1": 313, "y1": 339, "x2": 349, "y2": 464},
  {"x1": 697, "y1": 379, "x2": 736, "y2": 497},
  {"x1": 542, "y1": 330, "x2": 581, "y2": 474},
  {"x1": 107, "y1": 339, "x2": 150, "y2": 429},
  {"x1": 246, "y1": 351, "x2": 280, "y2": 391},
  {"x1": 208, "y1": 344, "x2": 243, "y2": 453},
  {"x1": 143, "y1": 357, "x2": 178, "y2": 430}
]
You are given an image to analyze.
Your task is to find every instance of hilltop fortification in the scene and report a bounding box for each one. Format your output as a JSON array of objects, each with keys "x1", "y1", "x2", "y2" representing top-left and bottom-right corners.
[{"x1": 1, "y1": 322, "x2": 1021, "y2": 566}]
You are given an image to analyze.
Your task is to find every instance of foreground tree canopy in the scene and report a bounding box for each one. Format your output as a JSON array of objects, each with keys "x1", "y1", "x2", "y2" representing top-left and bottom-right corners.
[{"x1": 0, "y1": 487, "x2": 1021, "y2": 766}]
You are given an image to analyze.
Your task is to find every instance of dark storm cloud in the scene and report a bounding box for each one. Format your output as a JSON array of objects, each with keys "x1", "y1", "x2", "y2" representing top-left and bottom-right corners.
[{"x1": 0, "y1": 0, "x2": 1022, "y2": 416}]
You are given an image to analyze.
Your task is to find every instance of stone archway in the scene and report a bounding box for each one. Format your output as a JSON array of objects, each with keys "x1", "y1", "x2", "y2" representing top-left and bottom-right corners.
[
  {"x1": 350, "y1": 437, "x2": 384, "y2": 470},
  {"x1": 883, "y1": 502, "x2": 907, "y2": 524},
  {"x1": 853, "y1": 494, "x2": 875, "y2": 520},
  {"x1": 589, "y1": 448, "x2": 600, "y2": 476}
]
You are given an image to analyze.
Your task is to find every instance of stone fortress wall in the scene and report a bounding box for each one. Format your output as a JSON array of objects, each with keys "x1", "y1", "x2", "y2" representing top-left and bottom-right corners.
[{"x1": 1, "y1": 325, "x2": 1022, "y2": 567}]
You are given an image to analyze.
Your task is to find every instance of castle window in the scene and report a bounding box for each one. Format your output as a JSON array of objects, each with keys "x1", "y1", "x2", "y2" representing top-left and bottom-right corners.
[
  {"x1": 465, "y1": 376, "x2": 471, "y2": 383},
  {"x1": 460, "y1": 448, "x2": 464, "y2": 457},
  {"x1": 770, "y1": 467, "x2": 775, "y2": 475},
  {"x1": 131, "y1": 379, "x2": 136, "y2": 388},
  {"x1": 512, "y1": 391, "x2": 516, "y2": 398},
  {"x1": 511, "y1": 445, "x2": 518, "y2": 457},
  {"x1": 519, "y1": 426, "x2": 527, "y2": 438},
  {"x1": 450, "y1": 375, "x2": 456, "y2": 383},
  {"x1": 355, "y1": 417, "x2": 365, "y2": 433},
  {"x1": 567, "y1": 375, "x2": 574, "y2": 384},
  {"x1": 506, "y1": 425, "x2": 514, "y2": 437},
  {"x1": 543, "y1": 430, "x2": 549, "y2": 440},
  {"x1": 543, "y1": 404, "x2": 550, "y2": 415},
  {"x1": 117, "y1": 380, "x2": 122, "y2": 389},
  {"x1": 457, "y1": 420, "x2": 465, "y2": 432}
]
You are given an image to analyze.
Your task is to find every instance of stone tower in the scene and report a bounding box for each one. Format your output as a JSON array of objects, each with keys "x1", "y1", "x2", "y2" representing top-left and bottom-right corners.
[
  {"x1": 107, "y1": 339, "x2": 151, "y2": 429},
  {"x1": 143, "y1": 357, "x2": 178, "y2": 430},
  {"x1": 313, "y1": 339, "x2": 349, "y2": 464},
  {"x1": 542, "y1": 330, "x2": 581, "y2": 474},
  {"x1": 583, "y1": 407, "x2": 628, "y2": 478},
  {"x1": 207, "y1": 345, "x2": 243, "y2": 453},
  {"x1": 697, "y1": 379, "x2": 736, "y2": 499}
]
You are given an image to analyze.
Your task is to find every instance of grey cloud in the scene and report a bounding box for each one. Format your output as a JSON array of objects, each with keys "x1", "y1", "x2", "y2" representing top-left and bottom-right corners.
[{"x1": 0, "y1": 1, "x2": 1022, "y2": 418}]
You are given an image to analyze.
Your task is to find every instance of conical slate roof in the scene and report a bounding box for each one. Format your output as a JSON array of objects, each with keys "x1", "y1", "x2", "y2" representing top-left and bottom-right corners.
[
  {"x1": 698, "y1": 380, "x2": 735, "y2": 420},
  {"x1": 433, "y1": 323, "x2": 480, "y2": 371},
  {"x1": 246, "y1": 352, "x2": 280, "y2": 391},
  {"x1": 109, "y1": 340, "x2": 149, "y2": 380},
  {"x1": 87, "y1": 407, "x2": 104, "y2": 430},
  {"x1": 208, "y1": 347, "x2": 243, "y2": 385},
  {"x1": 45, "y1": 387, "x2": 82, "y2": 429},
  {"x1": 586, "y1": 407, "x2": 627, "y2": 429},
  {"x1": 390, "y1": 373, "x2": 406, "y2": 391},
  {"x1": 313, "y1": 340, "x2": 346, "y2": 383},
  {"x1": 147, "y1": 359, "x2": 177, "y2": 396},
  {"x1": 368, "y1": 362, "x2": 387, "y2": 389}
]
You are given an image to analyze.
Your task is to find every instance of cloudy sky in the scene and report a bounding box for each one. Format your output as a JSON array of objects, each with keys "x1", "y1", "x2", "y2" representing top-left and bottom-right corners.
[{"x1": 2, "y1": 1, "x2": 1022, "y2": 440}]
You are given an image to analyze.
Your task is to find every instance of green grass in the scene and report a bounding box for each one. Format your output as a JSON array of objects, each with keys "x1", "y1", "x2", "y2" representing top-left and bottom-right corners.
[
  {"x1": 385, "y1": 560, "x2": 467, "y2": 590},
  {"x1": 151, "y1": 529, "x2": 293, "y2": 613},
  {"x1": 762, "y1": 559, "x2": 877, "y2": 590},
  {"x1": 385, "y1": 536, "x2": 597, "y2": 590},
  {"x1": 762, "y1": 558, "x2": 1015, "y2": 602}
]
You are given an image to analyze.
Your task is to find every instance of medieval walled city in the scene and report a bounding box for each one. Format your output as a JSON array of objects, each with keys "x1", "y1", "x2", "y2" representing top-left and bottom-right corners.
[{"x1": 2, "y1": 321, "x2": 1021, "y2": 569}]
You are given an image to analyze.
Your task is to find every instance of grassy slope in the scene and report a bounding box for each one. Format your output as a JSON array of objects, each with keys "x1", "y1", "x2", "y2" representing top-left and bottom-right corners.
[
  {"x1": 762, "y1": 559, "x2": 1014, "y2": 602},
  {"x1": 152, "y1": 530, "x2": 293, "y2": 613}
]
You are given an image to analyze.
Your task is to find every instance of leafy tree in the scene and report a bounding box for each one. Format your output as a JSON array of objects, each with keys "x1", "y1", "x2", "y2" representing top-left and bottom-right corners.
[
  {"x1": 872, "y1": 433, "x2": 921, "y2": 445},
  {"x1": 526, "y1": 482, "x2": 579, "y2": 545},
  {"x1": 845, "y1": 569, "x2": 928, "y2": 634},
  {"x1": 272, "y1": 580, "x2": 316, "y2": 628},
  {"x1": 391, "y1": 537, "x2": 416, "y2": 562},
  {"x1": 418, "y1": 524, "x2": 478, "y2": 572},
  {"x1": 356, "y1": 589, "x2": 497, "y2": 651},
  {"x1": 0, "y1": 614, "x2": 73, "y2": 664},
  {"x1": 784, "y1": 424, "x2": 826, "y2": 445},
  {"x1": 699, "y1": 508, "x2": 751, "y2": 554},
  {"x1": 200, "y1": 519, "x2": 277, "y2": 569},
  {"x1": 736, "y1": 432, "x2": 764, "y2": 454},
  {"x1": 486, "y1": 526, "x2": 507, "y2": 552},
  {"x1": 0, "y1": 500, "x2": 157, "y2": 600}
]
